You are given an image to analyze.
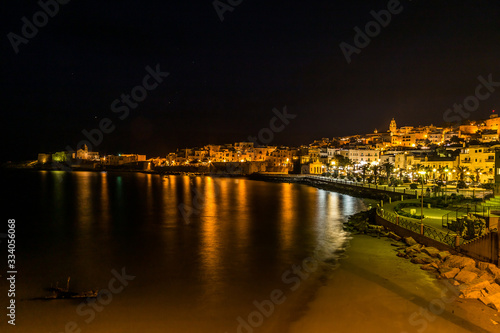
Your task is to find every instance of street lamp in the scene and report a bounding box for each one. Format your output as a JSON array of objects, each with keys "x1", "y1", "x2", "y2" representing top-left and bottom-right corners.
[{"x1": 418, "y1": 170, "x2": 426, "y2": 225}]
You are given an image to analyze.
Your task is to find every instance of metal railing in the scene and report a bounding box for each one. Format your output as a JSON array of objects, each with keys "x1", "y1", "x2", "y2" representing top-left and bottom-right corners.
[
  {"x1": 423, "y1": 224, "x2": 460, "y2": 246},
  {"x1": 398, "y1": 217, "x2": 421, "y2": 234},
  {"x1": 441, "y1": 207, "x2": 470, "y2": 228},
  {"x1": 441, "y1": 203, "x2": 500, "y2": 229},
  {"x1": 306, "y1": 175, "x2": 418, "y2": 197},
  {"x1": 377, "y1": 207, "x2": 459, "y2": 247},
  {"x1": 306, "y1": 175, "x2": 492, "y2": 199}
]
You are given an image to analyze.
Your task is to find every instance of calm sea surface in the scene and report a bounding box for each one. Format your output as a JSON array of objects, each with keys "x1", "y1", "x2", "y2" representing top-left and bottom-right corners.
[{"x1": 1, "y1": 170, "x2": 366, "y2": 332}]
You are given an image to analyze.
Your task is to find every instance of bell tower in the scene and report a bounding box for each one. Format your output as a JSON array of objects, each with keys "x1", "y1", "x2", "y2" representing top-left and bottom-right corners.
[{"x1": 389, "y1": 118, "x2": 397, "y2": 134}]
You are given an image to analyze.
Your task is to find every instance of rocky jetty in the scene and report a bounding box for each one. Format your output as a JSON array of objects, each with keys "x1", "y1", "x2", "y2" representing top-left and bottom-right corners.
[
  {"x1": 345, "y1": 210, "x2": 500, "y2": 315},
  {"x1": 393, "y1": 236, "x2": 500, "y2": 312},
  {"x1": 344, "y1": 208, "x2": 377, "y2": 234}
]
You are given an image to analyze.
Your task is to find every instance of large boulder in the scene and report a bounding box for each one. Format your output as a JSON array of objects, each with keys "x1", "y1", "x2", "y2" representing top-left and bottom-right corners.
[
  {"x1": 479, "y1": 294, "x2": 500, "y2": 311},
  {"x1": 420, "y1": 262, "x2": 439, "y2": 271},
  {"x1": 484, "y1": 283, "x2": 500, "y2": 295},
  {"x1": 441, "y1": 268, "x2": 460, "y2": 279},
  {"x1": 461, "y1": 278, "x2": 491, "y2": 290},
  {"x1": 388, "y1": 232, "x2": 401, "y2": 241},
  {"x1": 368, "y1": 224, "x2": 384, "y2": 231},
  {"x1": 443, "y1": 255, "x2": 476, "y2": 270},
  {"x1": 437, "y1": 251, "x2": 451, "y2": 260},
  {"x1": 487, "y1": 265, "x2": 500, "y2": 278},
  {"x1": 477, "y1": 261, "x2": 490, "y2": 270},
  {"x1": 454, "y1": 270, "x2": 478, "y2": 284},
  {"x1": 404, "y1": 237, "x2": 417, "y2": 246},
  {"x1": 458, "y1": 279, "x2": 490, "y2": 298},
  {"x1": 482, "y1": 283, "x2": 500, "y2": 310},
  {"x1": 422, "y1": 247, "x2": 441, "y2": 258},
  {"x1": 405, "y1": 244, "x2": 422, "y2": 254},
  {"x1": 396, "y1": 252, "x2": 407, "y2": 258},
  {"x1": 411, "y1": 254, "x2": 434, "y2": 265},
  {"x1": 407, "y1": 252, "x2": 418, "y2": 258},
  {"x1": 458, "y1": 278, "x2": 490, "y2": 298},
  {"x1": 477, "y1": 271, "x2": 497, "y2": 284},
  {"x1": 461, "y1": 289, "x2": 483, "y2": 299}
]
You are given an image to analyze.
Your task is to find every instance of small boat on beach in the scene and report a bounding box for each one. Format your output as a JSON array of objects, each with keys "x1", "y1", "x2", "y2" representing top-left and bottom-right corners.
[{"x1": 44, "y1": 277, "x2": 99, "y2": 300}]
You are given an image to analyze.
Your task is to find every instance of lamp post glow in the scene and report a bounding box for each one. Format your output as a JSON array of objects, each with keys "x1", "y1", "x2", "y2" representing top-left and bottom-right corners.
[{"x1": 418, "y1": 170, "x2": 426, "y2": 226}]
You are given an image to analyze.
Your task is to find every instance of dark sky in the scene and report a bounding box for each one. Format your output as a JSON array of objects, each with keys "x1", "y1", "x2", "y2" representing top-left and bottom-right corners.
[{"x1": 1, "y1": 0, "x2": 500, "y2": 161}]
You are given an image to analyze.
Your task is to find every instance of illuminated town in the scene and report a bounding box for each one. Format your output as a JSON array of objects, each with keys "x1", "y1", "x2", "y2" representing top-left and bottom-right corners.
[
  {"x1": 35, "y1": 114, "x2": 500, "y2": 186},
  {"x1": 5, "y1": 1, "x2": 500, "y2": 332}
]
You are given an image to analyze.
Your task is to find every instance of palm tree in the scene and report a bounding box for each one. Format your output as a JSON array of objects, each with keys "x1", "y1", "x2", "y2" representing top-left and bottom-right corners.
[
  {"x1": 437, "y1": 166, "x2": 446, "y2": 182},
  {"x1": 344, "y1": 159, "x2": 354, "y2": 179},
  {"x1": 456, "y1": 166, "x2": 468, "y2": 181},
  {"x1": 398, "y1": 168, "x2": 404, "y2": 182},
  {"x1": 411, "y1": 163, "x2": 423, "y2": 183},
  {"x1": 360, "y1": 164, "x2": 370, "y2": 184},
  {"x1": 372, "y1": 164, "x2": 380, "y2": 184},
  {"x1": 336, "y1": 155, "x2": 351, "y2": 169},
  {"x1": 439, "y1": 165, "x2": 452, "y2": 183},
  {"x1": 424, "y1": 166, "x2": 433, "y2": 183},
  {"x1": 382, "y1": 162, "x2": 394, "y2": 185},
  {"x1": 473, "y1": 167, "x2": 483, "y2": 183}
]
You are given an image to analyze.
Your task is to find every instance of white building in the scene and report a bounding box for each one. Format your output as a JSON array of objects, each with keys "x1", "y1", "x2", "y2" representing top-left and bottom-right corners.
[
  {"x1": 341, "y1": 149, "x2": 380, "y2": 164},
  {"x1": 74, "y1": 144, "x2": 99, "y2": 161}
]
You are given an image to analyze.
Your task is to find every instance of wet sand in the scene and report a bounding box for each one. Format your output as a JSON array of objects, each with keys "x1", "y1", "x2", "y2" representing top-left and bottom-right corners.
[{"x1": 288, "y1": 234, "x2": 500, "y2": 333}]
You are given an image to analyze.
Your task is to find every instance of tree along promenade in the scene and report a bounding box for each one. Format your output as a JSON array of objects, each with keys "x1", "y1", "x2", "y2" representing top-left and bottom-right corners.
[{"x1": 305, "y1": 175, "x2": 492, "y2": 199}]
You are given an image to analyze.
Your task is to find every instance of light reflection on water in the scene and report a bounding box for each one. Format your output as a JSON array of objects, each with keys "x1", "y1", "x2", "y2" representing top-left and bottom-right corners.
[
  {"x1": 5, "y1": 171, "x2": 367, "y2": 332},
  {"x1": 279, "y1": 183, "x2": 294, "y2": 252}
]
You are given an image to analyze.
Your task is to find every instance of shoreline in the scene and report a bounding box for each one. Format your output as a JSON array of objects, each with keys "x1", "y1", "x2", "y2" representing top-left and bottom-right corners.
[
  {"x1": 255, "y1": 230, "x2": 358, "y2": 333},
  {"x1": 1, "y1": 165, "x2": 251, "y2": 177},
  {"x1": 287, "y1": 233, "x2": 499, "y2": 333},
  {"x1": 6, "y1": 169, "x2": 499, "y2": 331}
]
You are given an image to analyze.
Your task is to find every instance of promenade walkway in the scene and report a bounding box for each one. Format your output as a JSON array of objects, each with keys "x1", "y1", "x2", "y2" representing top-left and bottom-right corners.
[
  {"x1": 382, "y1": 199, "x2": 454, "y2": 232},
  {"x1": 306, "y1": 175, "x2": 492, "y2": 199}
]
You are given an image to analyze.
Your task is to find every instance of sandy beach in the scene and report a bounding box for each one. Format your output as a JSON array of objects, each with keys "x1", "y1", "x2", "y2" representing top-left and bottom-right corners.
[{"x1": 288, "y1": 234, "x2": 500, "y2": 333}]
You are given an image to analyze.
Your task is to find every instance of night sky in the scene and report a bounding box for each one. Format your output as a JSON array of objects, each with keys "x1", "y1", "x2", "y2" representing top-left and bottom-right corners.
[{"x1": 1, "y1": 0, "x2": 500, "y2": 161}]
